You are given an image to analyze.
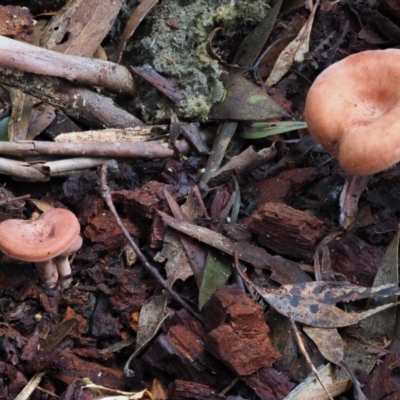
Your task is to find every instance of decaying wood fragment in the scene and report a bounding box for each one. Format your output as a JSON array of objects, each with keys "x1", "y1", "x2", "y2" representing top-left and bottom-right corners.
[
  {"x1": 26, "y1": 348, "x2": 126, "y2": 388},
  {"x1": 0, "y1": 6, "x2": 34, "y2": 42},
  {"x1": 204, "y1": 285, "x2": 281, "y2": 376},
  {"x1": 168, "y1": 380, "x2": 225, "y2": 399},
  {"x1": 142, "y1": 309, "x2": 232, "y2": 388},
  {"x1": 55, "y1": 126, "x2": 168, "y2": 143},
  {"x1": 327, "y1": 233, "x2": 384, "y2": 286},
  {"x1": 246, "y1": 202, "x2": 327, "y2": 259},
  {"x1": 243, "y1": 367, "x2": 296, "y2": 399},
  {"x1": 0, "y1": 68, "x2": 143, "y2": 128},
  {"x1": 256, "y1": 167, "x2": 318, "y2": 204}
]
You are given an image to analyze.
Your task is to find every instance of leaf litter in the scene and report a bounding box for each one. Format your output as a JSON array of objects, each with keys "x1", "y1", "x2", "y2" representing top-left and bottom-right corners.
[{"x1": 1, "y1": 0, "x2": 400, "y2": 399}]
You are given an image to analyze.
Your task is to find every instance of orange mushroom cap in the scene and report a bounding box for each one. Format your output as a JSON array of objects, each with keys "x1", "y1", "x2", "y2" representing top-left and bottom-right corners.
[
  {"x1": 304, "y1": 49, "x2": 400, "y2": 176},
  {"x1": 0, "y1": 208, "x2": 80, "y2": 262}
]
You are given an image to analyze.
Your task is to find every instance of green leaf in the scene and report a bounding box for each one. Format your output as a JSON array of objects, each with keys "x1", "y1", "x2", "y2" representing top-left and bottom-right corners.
[
  {"x1": 0, "y1": 117, "x2": 10, "y2": 142},
  {"x1": 198, "y1": 249, "x2": 231, "y2": 309},
  {"x1": 243, "y1": 121, "x2": 307, "y2": 139}
]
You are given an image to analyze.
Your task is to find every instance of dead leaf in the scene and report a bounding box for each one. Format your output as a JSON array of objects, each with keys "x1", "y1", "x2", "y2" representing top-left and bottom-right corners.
[
  {"x1": 154, "y1": 228, "x2": 193, "y2": 285},
  {"x1": 115, "y1": 0, "x2": 158, "y2": 63},
  {"x1": 198, "y1": 249, "x2": 231, "y2": 309},
  {"x1": 266, "y1": 0, "x2": 320, "y2": 86},
  {"x1": 39, "y1": 319, "x2": 78, "y2": 351},
  {"x1": 135, "y1": 294, "x2": 168, "y2": 352},
  {"x1": 233, "y1": 0, "x2": 283, "y2": 65},
  {"x1": 284, "y1": 363, "x2": 351, "y2": 400},
  {"x1": 158, "y1": 211, "x2": 311, "y2": 285},
  {"x1": 303, "y1": 327, "x2": 343, "y2": 365},
  {"x1": 210, "y1": 73, "x2": 288, "y2": 120},
  {"x1": 237, "y1": 269, "x2": 400, "y2": 328},
  {"x1": 40, "y1": 0, "x2": 123, "y2": 57}
]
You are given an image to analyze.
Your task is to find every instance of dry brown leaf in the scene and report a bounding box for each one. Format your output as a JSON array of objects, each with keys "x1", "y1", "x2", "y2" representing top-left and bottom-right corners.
[
  {"x1": 115, "y1": 0, "x2": 158, "y2": 63},
  {"x1": 266, "y1": 0, "x2": 319, "y2": 86},
  {"x1": 237, "y1": 270, "x2": 400, "y2": 328},
  {"x1": 284, "y1": 363, "x2": 351, "y2": 400},
  {"x1": 40, "y1": 0, "x2": 122, "y2": 57},
  {"x1": 303, "y1": 327, "x2": 343, "y2": 365}
]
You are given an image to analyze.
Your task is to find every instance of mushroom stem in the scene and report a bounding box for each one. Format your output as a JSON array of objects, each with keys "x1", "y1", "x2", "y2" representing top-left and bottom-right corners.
[
  {"x1": 54, "y1": 256, "x2": 72, "y2": 289},
  {"x1": 35, "y1": 260, "x2": 59, "y2": 288},
  {"x1": 339, "y1": 175, "x2": 370, "y2": 230},
  {"x1": 54, "y1": 235, "x2": 82, "y2": 289}
]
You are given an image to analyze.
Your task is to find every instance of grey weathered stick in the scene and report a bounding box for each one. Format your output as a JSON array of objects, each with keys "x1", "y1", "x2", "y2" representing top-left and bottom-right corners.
[
  {"x1": 0, "y1": 140, "x2": 189, "y2": 159},
  {"x1": 0, "y1": 67, "x2": 143, "y2": 128},
  {"x1": 0, "y1": 157, "x2": 47, "y2": 181},
  {"x1": 42, "y1": 158, "x2": 107, "y2": 176},
  {"x1": 0, "y1": 35, "x2": 136, "y2": 95}
]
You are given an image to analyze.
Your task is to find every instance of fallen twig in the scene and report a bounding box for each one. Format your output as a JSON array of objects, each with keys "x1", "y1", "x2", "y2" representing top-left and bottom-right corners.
[
  {"x1": 0, "y1": 68, "x2": 143, "y2": 128},
  {"x1": 41, "y1": 158, "x2": 107, "y2": 176},
  {"x1": 0, "y1": 157, "x2": 47, "y2": 181},
  {"x1": 0, "y1": 35, "x2": 136, "y2": 95},
  {"x1": 0, "y1": 140, "x2": 190, "y2": 159}
]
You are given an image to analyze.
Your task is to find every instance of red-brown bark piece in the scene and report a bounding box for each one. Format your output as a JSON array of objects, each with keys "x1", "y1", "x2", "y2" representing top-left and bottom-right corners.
[
  {"x1": 363, "y1": 352, "x2": 400, "y2": 399},
  {"x1": 169, "y1": 379, "x2": 224, "y2": 400},
  {"x1": 20, "y1": 329, "x2": 40, "y2": 361},
  {"x1": 143, "y1": 310, "x2": 232, "y2": 388},
  {"x1": 244, "y1": 366, "x2": 296, "y2": 400},
  {"x1": 77, "y1": 194, "x2": 105, "y2": 225},
  {"x1": 204, "y1": 285, "x2": 281, "y2": 376},
  {"x1": 113, "y1": 181, "x2": 185, "y2": 217},
  {"x1": 246, "y1": 202, "x2": 327, "y2": 259},
  {"x1": 109, "y1": 269, "x2": 147, "y2": 312},
  {"x1": 0, "y1": 361, "x2": 27, "y2": 398},
  {"x1": 83, "y1": 210, "x2": 141, "y2": 250},
  {"x1": 149, "y1": 213, "x2": 167, "y2": 249},
  {"x1": 256, "y1": 167, "x2": 318, "y2": 204},
  {"x1": 327, "y1": 233, "x2": 384, "y2": 286},
  {"x1": 27, "y1": 348, "x2": 126, "y2": 388},
  {"x1": 0, "y1": 6, "x2": 34, "y2": 43}
]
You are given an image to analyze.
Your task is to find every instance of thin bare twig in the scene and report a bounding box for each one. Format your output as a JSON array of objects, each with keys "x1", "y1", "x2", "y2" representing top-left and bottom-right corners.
[
  {"x1": 99, "y1": 160, "x2": 204, "y2": 323},
  {"x1": 289, "y1": 317, "x2": 334, "y2": 400},
  {"x1": 0, "y1": 194, "x2": 30, "y2": 206}
]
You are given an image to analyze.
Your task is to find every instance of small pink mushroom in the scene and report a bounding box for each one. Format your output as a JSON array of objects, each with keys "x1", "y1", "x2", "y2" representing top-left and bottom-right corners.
[{"x1": 0, "y1": 208, "x2": 82, "y2": 288}]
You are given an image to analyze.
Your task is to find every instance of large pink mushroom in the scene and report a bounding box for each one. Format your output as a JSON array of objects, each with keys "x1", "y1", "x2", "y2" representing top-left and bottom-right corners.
[
  {"x1": 305, "y1": 49, "x2": 400, "y2": 176},
  {"x1": 304, "y1": 49, "x2": 400, "y2": 227},
  {"x1": 0, "y1": 208, "x2": 82, "y2": 288}
]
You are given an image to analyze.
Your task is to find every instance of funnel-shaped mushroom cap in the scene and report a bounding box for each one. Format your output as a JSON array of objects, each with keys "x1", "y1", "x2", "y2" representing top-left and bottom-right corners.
[
  {"x1": 304, "y1": 49, "x2": 400, "y2": 175},
  {"x1": 0, "y1": 208, "x2": 80, "y2": 262}
]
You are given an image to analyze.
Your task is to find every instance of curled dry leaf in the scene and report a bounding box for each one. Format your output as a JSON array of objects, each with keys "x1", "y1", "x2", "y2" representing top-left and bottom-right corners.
[{"x1": 237, "y1": 267, "x2": 400, "y2": 328}]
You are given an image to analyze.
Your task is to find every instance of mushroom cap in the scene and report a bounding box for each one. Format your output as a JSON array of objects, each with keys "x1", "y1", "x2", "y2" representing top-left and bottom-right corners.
[
  {"x1": 304, "y1": 49, "x2": 400, "y2": 175},
  {"x1": 56, "y1": 234, "x2": 83, "y2": 258},
  {"x1": 0, "y1": 208, "x2": 80, "y2": 262}
]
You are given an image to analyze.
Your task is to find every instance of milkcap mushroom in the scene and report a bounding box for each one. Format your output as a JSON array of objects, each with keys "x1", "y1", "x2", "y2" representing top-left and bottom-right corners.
[
  {"x1": 304, "y1": 49, "x2": 400, "y2": 176},
  {"x1": 0, "y1": 208, "x2": 81, "y2": 288}
]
